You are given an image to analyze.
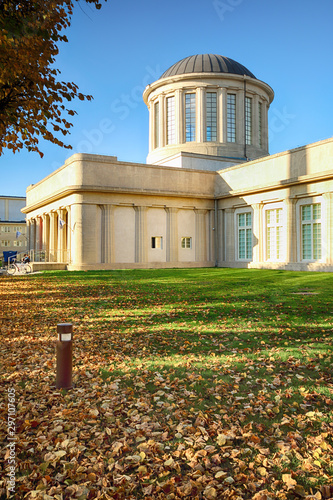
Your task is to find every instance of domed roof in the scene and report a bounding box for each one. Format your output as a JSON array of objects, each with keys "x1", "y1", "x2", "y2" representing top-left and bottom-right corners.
[{"x1": 160, "y1": 54, "x2": 256, "y2": 80}]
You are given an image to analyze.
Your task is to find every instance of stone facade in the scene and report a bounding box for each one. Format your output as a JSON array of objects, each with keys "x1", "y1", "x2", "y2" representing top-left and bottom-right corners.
[{"x1": 22, "y1": 54, "x2": 333, "y2": 272}]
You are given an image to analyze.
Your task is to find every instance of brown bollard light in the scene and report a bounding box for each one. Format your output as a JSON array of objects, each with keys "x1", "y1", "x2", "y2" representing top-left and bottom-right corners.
[{"x1": 56, "y1": 323, "x2": 73, "y2": 389}]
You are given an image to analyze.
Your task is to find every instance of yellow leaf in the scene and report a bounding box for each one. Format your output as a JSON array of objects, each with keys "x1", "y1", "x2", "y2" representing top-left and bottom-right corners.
[
  {"x1": 204, "y1": 486, "x2": 217, "y2": 499},
  {"x1": 282, "y1": 473, "x2": 297, "y2": 489},
  {"x1": 164, "y1": 458, "x2": 174, "y2": 467},
  {"x1": 217, "y1": 434, "x2": 227, "y2": 446},
  {"x1": 257, "y1": 467, "x2": 267, "y2": 477},
  {"x1": 215, "y1": 471, "x2": 227, "y2": 479}
]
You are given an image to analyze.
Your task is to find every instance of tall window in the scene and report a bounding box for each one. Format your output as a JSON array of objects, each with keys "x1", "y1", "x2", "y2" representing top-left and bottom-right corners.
[
  {"x1": 1, "y1": 226, "x2": 11, "y2": 233},
  {"x1": 238, "y1": 212, "x2": 252, "y2": 260},
  {"x1": 266, "y1": 208, "x2": 284, "y2": 260},
  {"x1": 245, "y1": 97, "x2": 252, "y2": 145},
  {"x1": 258, "y1": 102, "x2": 262, "y2": 148},
  {"x1": 227, "y1": 94, "x2": 236, "y2": 142},
  {"x1": 301, "y1": 204, "x2": 322, "y2": 260},
  {"x1": 206, "y1": 92, "x2": 217, "y2": 141},
  {"x1": 166, "y1": 96, "x2": 175, "y2": 145},
  {"x1": 154, "y1": 101, "x2": 160, "y2": 149},
  {"x1": 185, "y1": 93, "x2": 196, "y2": 142}
]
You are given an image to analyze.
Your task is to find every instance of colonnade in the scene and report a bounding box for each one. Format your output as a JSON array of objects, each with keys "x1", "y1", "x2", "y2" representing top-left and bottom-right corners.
[{"x1": 27, "y1": 208, "x2": 70, "y2": 263}]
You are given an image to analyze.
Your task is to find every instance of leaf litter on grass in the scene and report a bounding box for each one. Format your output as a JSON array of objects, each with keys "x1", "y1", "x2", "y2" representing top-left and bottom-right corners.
[{"x1": 0, "y1": 269, "x2": 332, "y2": 499}]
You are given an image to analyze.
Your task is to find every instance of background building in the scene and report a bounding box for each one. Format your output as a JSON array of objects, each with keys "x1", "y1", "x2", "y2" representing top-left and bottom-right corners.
[
  {"x1": 0, "y1": 195, "x2": 27, "y2": 257},
  {"x1": 22, "y1": 54, "x2": 333, "y2": 272}
]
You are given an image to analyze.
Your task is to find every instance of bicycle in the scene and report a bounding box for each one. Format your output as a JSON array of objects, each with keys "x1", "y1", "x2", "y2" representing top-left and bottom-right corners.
[{"x1": 7, "y1": 259, "x2": 32, "y2": 275}]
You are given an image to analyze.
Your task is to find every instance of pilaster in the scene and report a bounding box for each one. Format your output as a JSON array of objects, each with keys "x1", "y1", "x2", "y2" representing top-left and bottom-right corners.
[
  {"x1": 197, "y1": 87, "x2": 205, "y2": 143},
  {"x1": 285, "y1": 197, "x2": 297, "y2": 263},
  {"x1": 165, "y1": 207, "x2": 178, "y2": 263},
  {"x1": 134, "y1": 206, "x2": 147, "y2": 264},
  {"x1": 251, "y1": 203, "x2": 263, "y2": 262},
  {"x1": 236, "y1": 90, "x2": 244, "y2": 145},
  {"x1": 175, "y1": 90, "x2": 183, "y2": 144},
  {"x1": 195, "y1": 209, "x2": 207, "y2": 262},
  {"x1": 253, "y1": 95, "x2": 260, "y2": 148}
]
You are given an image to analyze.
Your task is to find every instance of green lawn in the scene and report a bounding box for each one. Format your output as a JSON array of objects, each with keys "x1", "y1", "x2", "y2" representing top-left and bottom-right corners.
[{"x1": 0, "y1": 268, "x2": 332, "y2": 499}]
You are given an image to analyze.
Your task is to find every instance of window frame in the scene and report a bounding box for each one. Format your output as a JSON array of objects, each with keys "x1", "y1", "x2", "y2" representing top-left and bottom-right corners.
[
  {"x1": 245, "y1": 96, "x2": 252, "y2": 146},
  {"x1": 181, "y1": 237, "x2": 192, "y2": 249},
  {"x1": 264, "y1": 203, "x2": 286, "y2": 262},
  {"x1": 300, "y1": 202, "x2": 322, "y2": 262},
  {"x1": 227, "y1": 93, "x2": 236, "y2": 143},
  {"x1": 151, "y1": 236, "x2": 163, "y2": 249},
  {"x1": 185, "y1": 92, "x2": 196, "y2": 142},
  {"x1": 206, "y1": 91, "x2": 217, "y2": 142},
  {"x1": 235, "y1": 208, "x2": 253, "y2": 261},
  {"x1": 166, "y1": 96, "x2": 175, "y2": 145},
  {"x1": 296, "y1": 197, "x2": 324, "y2": 263}
]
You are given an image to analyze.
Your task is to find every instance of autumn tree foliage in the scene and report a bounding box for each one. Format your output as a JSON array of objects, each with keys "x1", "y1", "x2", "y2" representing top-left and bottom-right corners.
[{"x1": 0, "y1": 0, "x2": 106, "y2": 158}]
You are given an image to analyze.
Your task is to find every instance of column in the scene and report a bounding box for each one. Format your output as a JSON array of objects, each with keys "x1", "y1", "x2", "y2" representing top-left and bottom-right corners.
[
  {"x1": 31, "y1": 219, "x2": 36, "y2": 260},
  {"x1": 175, "y1": 89, "x2": 183, "y2": 144},
  {"x1": 236, "y1": 90, "x2": 244, "y2": 146},
  {"x1": 101, "y1": 205, "x2": 115, "y2": 264},
  {"x1": 251, "y1": 203, "x2": 264, "y2": 263},
  {"x1": 42, "y1": 214, "x2": 50, "y2": 259},
  {"x1": 134, "y1": 206, "x2": 147, "y2": 264},
  {"x1": 70, "y1": 204, "x2": 82, "y2": 266},
  {"x1": 262, "y1": 100, "x2": 269, "y2": 151},
  {"x1": 165, "y1": 207, "x2": 178, "y2": 263},
  {"x1": 218, "y1": 88, "x2": 227, "y2": 144},
  {"x1": 197, "y1": 87, "x2": 205, "y2": 143},
  {"x1": 66, "y1": 206, "x2": 71, "y2": 264},
  {"x1": 57, "y1": 209, "x2": 66, "y2": 262},
  {"x1": 148, "y1": 101, "x2": 153, "y2": 153},
  {"x1": 35, "y1": 216, "x2": 42, "y2": 258},
  {"x1": 285, "y1": 197, "x2": 297, "y2": 263},
  {"x1": 49, "y1": 212, "x2": 57, "y2": 262},
  {"x1": 160, "y1": 94, "x2": 166, "y2": 148},
  {"x1": 195, "y1": 209, "x2": 207, "y2": 262},
  {"x1": 252, "y1": 95, "x2": 260, "y2": 148},
  {"x1": 224, "y1": 208, "x2": 234, "y2": 262}
]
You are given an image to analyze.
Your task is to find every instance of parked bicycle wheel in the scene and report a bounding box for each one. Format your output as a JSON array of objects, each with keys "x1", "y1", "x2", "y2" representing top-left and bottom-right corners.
[
  {"x1": 24, "y1": 264, "x2": 32, "y2": 274},
  {"x1": 7, "y1": 264, "x2": 16, "y2": 275}
]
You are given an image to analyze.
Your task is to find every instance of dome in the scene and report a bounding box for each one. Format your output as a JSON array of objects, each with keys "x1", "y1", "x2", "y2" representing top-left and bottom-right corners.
[{"x1": 160, "y1": 54, "x2": 256, "y2": 80}]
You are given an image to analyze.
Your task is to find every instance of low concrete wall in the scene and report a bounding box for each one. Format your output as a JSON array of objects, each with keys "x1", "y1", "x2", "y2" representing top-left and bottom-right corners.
[{"x1": 32, "y1": 262, "x2": 67, "y2": 271}]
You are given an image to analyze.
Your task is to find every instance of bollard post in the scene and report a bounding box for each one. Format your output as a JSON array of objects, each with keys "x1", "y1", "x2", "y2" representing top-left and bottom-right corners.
[{"x1": 56, "y1": 323, "x2": 73, "y2": 389}]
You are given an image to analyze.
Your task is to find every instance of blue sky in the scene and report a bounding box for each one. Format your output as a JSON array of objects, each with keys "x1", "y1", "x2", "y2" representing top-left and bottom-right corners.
[{"x1": 1, "y1": 0, "x2": 333, "y2": 196}]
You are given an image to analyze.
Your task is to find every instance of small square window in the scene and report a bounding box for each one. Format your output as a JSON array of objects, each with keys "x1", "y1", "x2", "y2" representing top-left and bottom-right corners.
[
  {"x1": 151, "y1": 236, "x2": 163, "y2": 249},
  {"x1": 181, "y1": 237, "x2": 192, "y2": 249}
]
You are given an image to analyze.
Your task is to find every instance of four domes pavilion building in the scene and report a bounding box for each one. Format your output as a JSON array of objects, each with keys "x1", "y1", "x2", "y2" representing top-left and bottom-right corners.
[{"x1": 23, "y1": 54, "x2": 333, "y2": 272}]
